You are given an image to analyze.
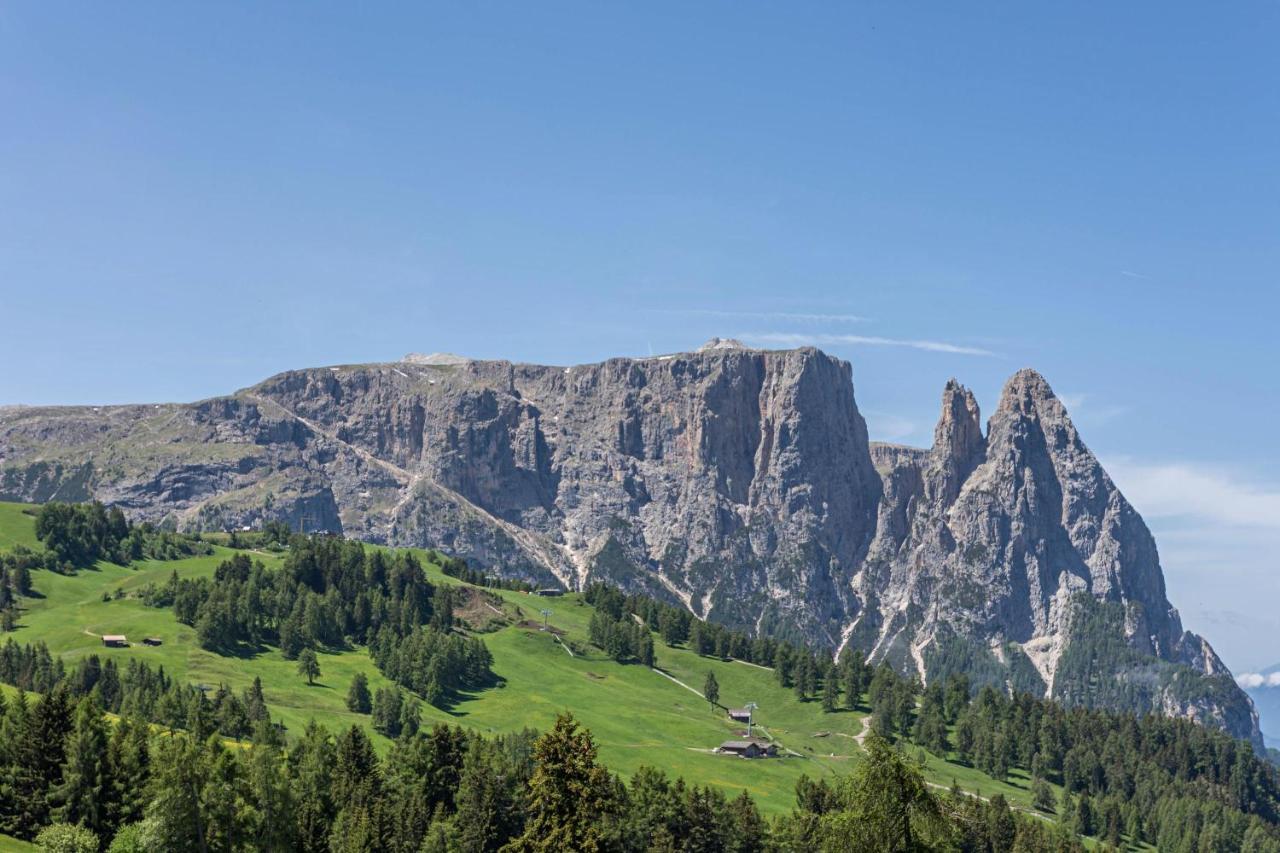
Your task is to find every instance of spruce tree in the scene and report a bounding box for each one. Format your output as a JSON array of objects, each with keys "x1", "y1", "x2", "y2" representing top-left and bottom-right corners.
[
  {"x1": 106, "y1": 716, "x2": 151, "y2": 831},
  {"x1": 346, "y1": 673, "x2": 372, "y2": 714},
  {"x1": 7, "y1": 686, "x2": 73, "y2": 837},
  {"x1": 290, "y1": 721, "x2": 336, "y2": 853},
  {"x1": 504, "y1": 713, "x2": 618, "y2": 852},
  {"x1": 145, "y1": 735, "x2": 208, "y2": 853},
  {"x1": 50, "y1": 697, "x2": 109, "y2": 837},
  {"x1": 246, "y1": 736, "x2": 294, "y2": 852},
  {"x1": 821, "y1": 670, "x2": 839, "y2": 712},
  {"x1": 703, "y1": 671, "x2": 720, "y2": 711}
]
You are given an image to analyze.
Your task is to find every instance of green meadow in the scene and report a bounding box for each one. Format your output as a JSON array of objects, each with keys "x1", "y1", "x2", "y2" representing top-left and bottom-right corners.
[{"x1": 0, "y1": 502, "x2": 1067, "y2": 818}]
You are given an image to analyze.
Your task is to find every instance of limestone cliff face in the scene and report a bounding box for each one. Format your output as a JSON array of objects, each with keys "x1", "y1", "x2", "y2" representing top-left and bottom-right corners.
[
  {"x1": 854, "y1": 370, "x2": 1257, "y2": 745},
  {"x1": 0, "y1": 344, "x2": 1260, "y2": 744}
]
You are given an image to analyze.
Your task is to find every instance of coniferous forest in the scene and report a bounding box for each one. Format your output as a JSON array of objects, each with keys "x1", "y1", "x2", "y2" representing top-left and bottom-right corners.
[{"x1": 0, "y1": 505, "x2": 1277, "y2": 850}]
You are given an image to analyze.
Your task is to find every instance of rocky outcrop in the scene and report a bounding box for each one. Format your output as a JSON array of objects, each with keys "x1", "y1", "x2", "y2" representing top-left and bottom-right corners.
[{"x1": 0, "y1": 343, "x2": 1260, "y2": 745}]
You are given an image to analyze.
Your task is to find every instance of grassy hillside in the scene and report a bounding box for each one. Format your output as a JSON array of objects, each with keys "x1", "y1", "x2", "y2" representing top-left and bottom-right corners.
[{"x1": 0, "y1": 502, "x2": 1061, "y2": 819}]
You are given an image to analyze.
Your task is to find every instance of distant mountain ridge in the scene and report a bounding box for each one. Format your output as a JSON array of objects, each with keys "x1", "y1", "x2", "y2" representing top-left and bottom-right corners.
[{"x1": 0, "y1": 341, "x2": 1261, "y2": 746}]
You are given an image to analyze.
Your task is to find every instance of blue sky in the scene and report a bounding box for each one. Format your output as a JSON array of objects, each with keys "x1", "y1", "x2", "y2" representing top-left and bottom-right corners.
[{"x1": 2, "y1": 3, "x2": 1278, "y2": 673}]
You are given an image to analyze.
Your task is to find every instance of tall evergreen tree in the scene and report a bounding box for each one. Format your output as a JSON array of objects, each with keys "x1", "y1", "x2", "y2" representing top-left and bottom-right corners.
[
  {"x1": 50, "y1": 696, "x2": 109, "y2": 837},
  {"x1": 6, "y1": 687, "x2": 73, "y2": 837},
  {"x1": 346, "y1": 673, "x2": 372, "y2": 714},
  {"x1": 703, "y1": 672, "x2": 720, "y2": 711},
  {"x1": 821, "y1": 668, "x2": 839, "y2": 712},
  {"x1": 289, "y1": 722, "x2": 336, "y2": 853},
  {"x1": 504, "y1": 713, "x2": 618, "y2": 852}
]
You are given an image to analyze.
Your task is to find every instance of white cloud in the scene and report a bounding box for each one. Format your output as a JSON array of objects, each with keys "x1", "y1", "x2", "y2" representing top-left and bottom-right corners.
[
  {"x1": 1104, "y1": 459, "x2": 1280, "y2": 531},
  {"x1": 1102, "y1": 457, "x2": 1280, "y2": 673},
  {"x1": 1237, "y1": 672, "x2": 1280, "y2": 689},
  {"x1": 653, "y1": 309, "x2": 868, "y2": 323},
  {"x1": 742, "y1": 332, "x2": 996, "y2": 357}
]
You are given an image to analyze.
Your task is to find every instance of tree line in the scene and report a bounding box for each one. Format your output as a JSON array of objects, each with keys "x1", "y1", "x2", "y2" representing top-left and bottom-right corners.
[
  {"x1": 139, "y1": 538, "x2": 495, "y2": 707},
  {"x1": 583, "y1": 576, "x2": 1280, "y2": 850},
  {"x1": 2, "y1": 691, "x2": 1099, "y2": 853},
  {"x1": 0, "y1": 638, "x2": 273, "y2": 742},
  {"x1": 34, "y1": 502, "x2": 211, "y2": 570}
]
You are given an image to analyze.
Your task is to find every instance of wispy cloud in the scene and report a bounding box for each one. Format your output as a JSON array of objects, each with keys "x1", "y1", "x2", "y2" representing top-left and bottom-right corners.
[
  {"x1": 742, "y1": 332, "x2": 997, "y2": 357},
  {"x1": 653, "y1": 309, "x2": 869, "y2": 323},
  {"x1": 1104, "y1": 459, "x2": 1280, "y2": 531},
  {"x1": 1057, "y1": 392, "x2": 1129, "y2": 426},
  {"x1": 1120, "y1": 270, "x2": 1150, "y2": 280},
  {"x1": 864, "y1": 412, "x2": 920, "y2": 443},
  {"x1": 1102, "y1": 459, "x2": 1280, "y2": 672}
]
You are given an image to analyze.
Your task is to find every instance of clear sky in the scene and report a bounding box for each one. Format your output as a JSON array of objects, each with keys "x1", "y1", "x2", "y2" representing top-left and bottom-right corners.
[{"x1": 2, "y1": 3, "x2": 1278, "y2": 674}]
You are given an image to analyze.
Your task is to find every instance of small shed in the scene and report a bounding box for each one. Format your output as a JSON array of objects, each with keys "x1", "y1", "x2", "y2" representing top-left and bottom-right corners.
[
  {"x1": 728, "y1": 708, "x2": 753, "y2": 724},
  {"x1": 142, "y1": 637, "x2": 163, "y2": 647},
  {"x1": 533, "y1": 589, "x2": 564, "y2": 597},
  {"x1": 102, "y1": 635, "x2": 128, "y2": 648},
  {"x1": 717, "y1": 738, "x2": 777, "y2": 759}
]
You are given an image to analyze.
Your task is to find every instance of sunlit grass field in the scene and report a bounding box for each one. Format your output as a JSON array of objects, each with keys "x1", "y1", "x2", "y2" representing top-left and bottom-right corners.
[{"x1": 0, "y1": 502, "x2": 1072, "y2": 818}]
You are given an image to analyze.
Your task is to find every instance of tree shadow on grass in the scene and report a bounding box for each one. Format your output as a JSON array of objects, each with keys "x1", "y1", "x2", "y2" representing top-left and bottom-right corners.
[{"x1": 434, "y1": 676, "x2": 508, "y2": 718}]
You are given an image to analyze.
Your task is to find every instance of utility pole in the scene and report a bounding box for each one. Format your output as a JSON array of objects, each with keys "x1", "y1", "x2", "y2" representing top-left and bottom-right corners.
[
  {"x1": 744, "y1": 702, "x2": 758, "y2": 738},
  {"x1": 540, "y1": 609, "x2": 552, "y2": 631}
]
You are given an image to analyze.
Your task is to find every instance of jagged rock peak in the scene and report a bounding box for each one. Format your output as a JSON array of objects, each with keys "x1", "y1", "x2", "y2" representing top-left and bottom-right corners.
[
  {"x1": 996, "y1": 368, "x2": 1066, "y2": 417},
  {"x1": 922, "y1": 379, "x2": 986, "y2": 507},
  {"x1": 697, "y1": 337, "x2": 750, "y2": 352},
  {"x1": 933, "y1": 379, "x2": 984, "y2": 459},
  {"x1": 0, "y1": 349, "x2": 1262, "y2": 747},
  {"x1": 402, "y1": 352, "x2": 472, "y2": 365}
]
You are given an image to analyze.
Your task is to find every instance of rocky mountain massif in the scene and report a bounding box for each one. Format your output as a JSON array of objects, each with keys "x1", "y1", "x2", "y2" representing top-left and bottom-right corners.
[{"x1": 0, "y1": 341, "x2": 1260, "y2": 745}]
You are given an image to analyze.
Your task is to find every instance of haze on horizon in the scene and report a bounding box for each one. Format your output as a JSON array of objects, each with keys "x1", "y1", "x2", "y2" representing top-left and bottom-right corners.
[{"x1": 2, "y1": 3, "x2": 1278, "y2": 682}]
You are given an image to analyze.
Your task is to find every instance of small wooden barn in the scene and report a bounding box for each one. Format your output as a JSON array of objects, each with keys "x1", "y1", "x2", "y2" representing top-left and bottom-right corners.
[
  {"x1": 717, "y1": 739, "x2": 777, "y2": 759},
  {"x1": 102, "y1": 635, "x2": 128, "y2": 648}
]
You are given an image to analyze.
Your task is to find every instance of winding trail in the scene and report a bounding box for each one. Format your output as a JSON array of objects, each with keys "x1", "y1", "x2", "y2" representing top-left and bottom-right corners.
[{"x1": 652, "y1": 667, "x2": 706, "y2": 700}]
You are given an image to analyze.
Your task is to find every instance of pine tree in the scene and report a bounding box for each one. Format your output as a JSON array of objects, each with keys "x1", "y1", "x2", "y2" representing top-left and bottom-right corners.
[
  {"x1": 1031, "y1": 775, "x2": 1056, "y2": 814},
  {"x1": 200, "y1": 738, "x2": 251, "y2": 853},
  {"x1": 821, "y1": 670, "x2": 839, "y2": 713},
  {"x1": 106, "y1": 716, "x2": 151, "y2": 831},
  {"x1": 774, "y1": 648, "x2": 791, "y2": 688},
  {"x1": 244, "y1": 677, "x2": 269, "y2": 723},
  {"x1": 638, "y1": 633, "x2": 656, "y2": 669},
  {"x1": 794, "y1": 657, "x2": 811, "y2": 701},
  {"x1": 725, "y1": 789, "x2": 768, "y2": 853},
  {"x1": 333, "y1": 726, "x2": 381, "y2": 806},
  {"x1": 290, "y1": 721, "x2": 336, "y2": 853},
  {"x1": 452, "y1": 744, "x2": 521, "y2": 853},
  {"x1": 246, "y1": 737, "x2": 294, "y2": 852},
  {"x1": 504, "y1": 713, "x2": 618, "y2": 852},
  {"x1": 1075, "y1": 792, "x2": 1094, "y2": 837},
  {"x1": 297, "y1": 649, "x2": 320, "y2": 685},
  {"x1": 346, "y1": 673, "x2": 372, "y2": 714},
  {"x1": 7, "y1": 686, "x2": 73, "y2": 837},
  {"x1": 703, "y1": 671, "x2": 720, "y2": 711},
  {"x1": 145, "y1": 735, "x2": 208, "y2": 853},
  {"x1": 50, "y1": 696, "x2": 109, "y2": 837},
  {"x1": 817, "y1": 732, "x2": 945, "y2": 851},
  {"x1": 842, "y1": 661, "x2": 862, "y2": 710}
]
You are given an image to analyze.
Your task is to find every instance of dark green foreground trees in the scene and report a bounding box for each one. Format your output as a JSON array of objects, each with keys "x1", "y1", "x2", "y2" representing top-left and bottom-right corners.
[{"x1": 0, "y1": 695, "x2": 1130, "y2": 853}]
